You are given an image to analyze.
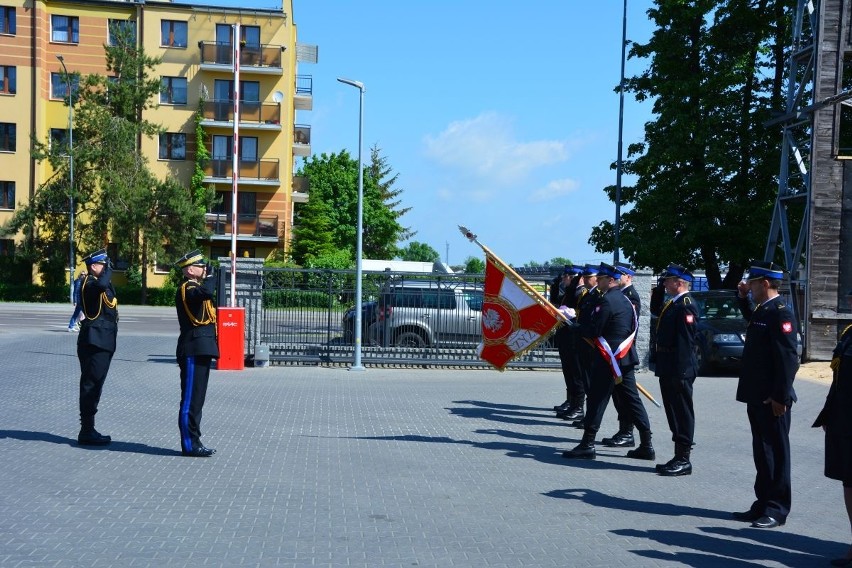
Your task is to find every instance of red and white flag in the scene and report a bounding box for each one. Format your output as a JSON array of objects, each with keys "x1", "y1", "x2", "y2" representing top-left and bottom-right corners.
[{"x1": 477, "y1": 251, "x2": 565, "y2": 370}]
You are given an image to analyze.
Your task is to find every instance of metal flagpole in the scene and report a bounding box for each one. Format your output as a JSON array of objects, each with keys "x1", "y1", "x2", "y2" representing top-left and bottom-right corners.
[{"x1": 230, "y1": 23, "x2": 240, "y2": 307}]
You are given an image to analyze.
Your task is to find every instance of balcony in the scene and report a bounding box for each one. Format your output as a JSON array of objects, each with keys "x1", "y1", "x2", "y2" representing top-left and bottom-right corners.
[
  {"x1": 205, "y1": 213, "x2": 280, "y2": 240},
  {"x1": 199, "y1": 41, "x2": 284, "y2": 75},
  {"x1": 200, "y1": 100, "x2": 281, "y2": 130},
  {"x1": 293, "y1": 125, "x2": 311, "y2": 157},
  {"x1": 294, "y1": 75, "x2": 313, "y2": 111},
  {"x1": 292, "y1": 175, "x2": 309, "y2": 203},
  {"x1": 203, "y1": 158, "x2": 280, "y2": 186}
]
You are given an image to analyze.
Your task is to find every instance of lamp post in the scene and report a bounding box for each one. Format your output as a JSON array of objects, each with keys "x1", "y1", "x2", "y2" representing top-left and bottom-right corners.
[
  {"x1": 613, "y1": 0, "x2": 627, "y2": 264},
  {"x1": 57, "y1": 55, "x2": 75, "y2": 303},
  {"x1": 337, "y1": 77, "x2": 365, "y2": 372}
]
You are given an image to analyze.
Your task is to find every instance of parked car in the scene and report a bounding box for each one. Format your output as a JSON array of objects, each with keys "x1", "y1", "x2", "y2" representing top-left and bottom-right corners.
[
  {"x1": 341, "y1": 300, "x2": 378, "y2": 345},
  {"x1": 652, "y1": 289, "x2": 803, "y2": 374},
  {"x1": 370, "y1": 280, "x2": 484, "y2": 348}
]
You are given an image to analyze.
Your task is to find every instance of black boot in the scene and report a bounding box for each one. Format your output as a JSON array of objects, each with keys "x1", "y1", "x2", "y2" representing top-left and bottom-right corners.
[
  {"x1": 626, "y1": 430, "x2": 655, "y2": 460},
  {"x1": 553, "y1": 398, "x2": 570, "y2": 412},
  {"x1": 659, "y1": 444, "x2": 692, "y2": 476},
  {"x1": 558, "y1": 396, "x2": 585, "y2": 421},
  {"x1": 562, "y1": 431, "x2": 596, "y2": 459},
  {"x1": 77, "y1": 415, "x2": 111, "y2": 446},
  {"x1": 602, "y1": 423, "x2": 635, "y2": 447}
]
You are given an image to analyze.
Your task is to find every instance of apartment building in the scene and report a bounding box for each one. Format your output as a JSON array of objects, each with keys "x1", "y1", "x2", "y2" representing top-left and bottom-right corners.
[{"x1": 0, "y1": 0, "x2": 314, "y2": 286}]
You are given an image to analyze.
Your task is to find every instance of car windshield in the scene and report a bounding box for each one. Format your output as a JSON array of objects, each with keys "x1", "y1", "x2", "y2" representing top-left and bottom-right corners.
[{"x1": 697, "y1": 296, "x2": 741, "y2": 320}]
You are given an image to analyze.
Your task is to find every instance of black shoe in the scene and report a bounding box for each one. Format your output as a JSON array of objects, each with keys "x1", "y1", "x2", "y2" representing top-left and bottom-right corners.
[
  {"x1": 570, "y1": 419, "x2": 585, "y2": 428},
  {"x1": 558, "y1": 407, "x2": 584, "y2": 421},
  {"x1": 751, "y1": 515, "x2": 783, "y2": 529},
  {"x1": 732, "y1": 510, "x2": 761, "y2": 522},
  {"x1": 182, "y1": 445, "x2": 216, "y2": 457},
  {"x1": 553, "y1": 399, "x2": 570, "y2": 411},
  {"x1": 626, "y1": 445, "x2": 655, "y2": 460},
  {"x1": 830, "y1": 558, "x2": 852, "y2": 567},
  {"x1": 561, "y1": 444, "x2": 596, "y2": 460},
  {"x1": 658, "y1": 458, "x2": 692, "y2": 476},
  {"x1": 77, "y1": 429, "x2": 111, "y2": 446},
  {"x1": 602, "y1": 432, "x2": 635, "y2": 448}
]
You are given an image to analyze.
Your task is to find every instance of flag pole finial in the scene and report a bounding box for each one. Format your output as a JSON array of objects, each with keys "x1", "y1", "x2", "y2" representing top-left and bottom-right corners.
[{"x1": 458, "y1": 225, "x2": 477, "y2": 242}]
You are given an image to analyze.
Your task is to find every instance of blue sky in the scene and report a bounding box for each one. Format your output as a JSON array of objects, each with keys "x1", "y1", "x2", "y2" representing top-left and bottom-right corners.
[{"x1": 185, "y1": 0, "x2": 657, "y2": 267}]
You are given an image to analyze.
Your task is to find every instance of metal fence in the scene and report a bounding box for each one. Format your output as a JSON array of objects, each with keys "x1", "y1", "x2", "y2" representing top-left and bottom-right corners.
[{"x1": 254, "y1": 267, "x2": 561, "y2": 368}]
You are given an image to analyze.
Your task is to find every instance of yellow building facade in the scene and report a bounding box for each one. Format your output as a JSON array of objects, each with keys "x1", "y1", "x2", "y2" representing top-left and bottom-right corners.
[{"x1": 0, "y1": 0, "x2": 312, "y2": 286}]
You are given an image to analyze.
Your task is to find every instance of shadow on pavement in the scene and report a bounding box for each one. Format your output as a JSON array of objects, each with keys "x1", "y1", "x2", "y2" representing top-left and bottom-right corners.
[
  {"x1": 446, "y1": 399, "x2": 566, "y2": 427},
  {"x1": 0, "y1": 429, "x2": 180, "y2": 456},
  {"x1": 545, "y1": 488, "x2": 730, "y2": 520}
]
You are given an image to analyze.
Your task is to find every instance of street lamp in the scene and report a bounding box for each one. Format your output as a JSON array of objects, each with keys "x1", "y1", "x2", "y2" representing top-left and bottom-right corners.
[
  {"x1": 337, "y1": 77, "x2": 365, "y2": 372},
  {"x1": 57, "y1": 55, "x2": 75, "y2": 303},
  {"x1": 613, "y1": 0, "x2": 627, "y2": 264}
]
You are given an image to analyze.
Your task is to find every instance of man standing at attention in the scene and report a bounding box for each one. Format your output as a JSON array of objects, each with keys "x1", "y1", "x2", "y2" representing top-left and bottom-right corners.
[
  {"x1": 175, "y1": 250, "x2": 219, "y2": 457},
  {"x1": 654, "y1": 264, "x2": 699, "y2": 476},
  {"x1": 733, "y1": 261, "x2": 799, "y2": 528},
  {"x1": 76, "y1": 249, "x2": 118, "y2": 446}
]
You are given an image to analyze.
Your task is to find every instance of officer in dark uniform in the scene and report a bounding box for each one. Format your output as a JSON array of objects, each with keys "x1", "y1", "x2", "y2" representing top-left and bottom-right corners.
[
  {"x1": 175, "y1": 250, "x2": 220, "y2": 457},
  {"x1": 732, "y1": 261, "x2": 799, "y2": 528},
  {"x1": 553, "y1": 265, "x2": 584, "y2": 415},
  {"x1": 76, "y1": 249, "x2": 118, "y2": 446},
  {"x1": 562, "y1": 263, "x2": 654, "y2": 460},
  {"x1": 561, "y1": 265, "x2": 600, "y2": 425},
  {"x1": 601, "y1": 261, "x2": 641, "y2": 448},
  {"x1": 653, "y1": 264, "x2": 699, "y2": 476}
]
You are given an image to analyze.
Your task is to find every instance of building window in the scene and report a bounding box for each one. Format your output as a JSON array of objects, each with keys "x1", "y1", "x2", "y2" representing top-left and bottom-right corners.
[
  {"x1": 161, "y1": 20, "x2": 187, "y2": 48},
  {"x1": 51, "y1": 72, "x2": 78, "y2": 100},
  {"x1": 0, "y1": 181, "x2": 14, "y2": 209},
  {"x1": 211, "y1": 135, "x2": 257, "y2": 162},
  {"x1": 0, "y1": 123, "x2": 15, "y2": 152},
  {"x1": 159, "y1": 133, "x2": 186, "y2": 160},
  {"x1": 160, "y1": 76, "x2": 187, "y2": 105},
  {"x1": 0, "y1": 239, "x2": 14, "y2": 256},
  {"x1": 0, "y1": 7, "x2": 15, "y2": 35},
  {"x1": 51, "y1": 15, "x2": 79, "y2": 44},
  {"x1": 212, "y1": 190, "x2": 256, "y2": 215},
  {"x1": 0, "y1": 66, "x2": 14, "y2": 94},
  {"x1": 107, "y1": 19, "x2": 136, "y2": 46},
  {"x1": 50, "y1": 128, "x2": 69, "y2": 153}
]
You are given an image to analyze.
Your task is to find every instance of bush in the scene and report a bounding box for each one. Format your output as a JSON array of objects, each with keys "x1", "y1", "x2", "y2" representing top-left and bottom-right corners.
[
  {"x1": 263, "y1": 289, "x2": 335, "y2": 309},
  {"x1": 112, "y1": 284, "x2": 178, "y2": 306}
]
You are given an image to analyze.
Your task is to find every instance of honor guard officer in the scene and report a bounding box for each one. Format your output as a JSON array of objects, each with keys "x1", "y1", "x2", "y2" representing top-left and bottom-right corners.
[
  {"x1": 561, "y1": 264, "x2": 600, "y2": 425},
  {"x1": 732, "y1": 261, "x2": 799, "y2": 528},
  {"x1": 562, "y1": 263, "x2": 655, "y2": 460},
  {"x1": 175, "y1": 250, "x2": 219, "y2": 457},
  {"x1": 76, "y1": 249, "x2": 118, "y2": 446},
  {"x1": 554, "y1": 265, "x2": 584, "y2": 415},
  {"x1": 600, "y1": 262, "x2": 641, "y2": 449},
  {"x1": 654, "y1": 264, "x2": 700, "y2": 476}
]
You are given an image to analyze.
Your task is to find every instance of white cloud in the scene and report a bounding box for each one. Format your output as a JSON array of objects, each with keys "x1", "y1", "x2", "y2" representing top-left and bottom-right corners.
[
  {"x1": 528, "y1": 178, "x2": 580, "y2": 203},
  {"x1": 423, "y1": 112, "x2": 572, "y2": 185}
]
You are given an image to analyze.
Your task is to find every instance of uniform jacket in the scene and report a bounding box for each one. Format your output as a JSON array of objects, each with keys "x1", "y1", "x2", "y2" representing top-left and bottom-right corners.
[
  {"x1": 654, "y1": 292, "x2": 699, "y2": 379},
  {"x1": 622, "y1": 284, "x2": 641, "y2": 317},
  {"x1": 581, "y1": 287, "x2": 639, "y2": 368},
  {"x1": 736, "y1": 295, "x2": 799, "y2": 406},
  {"x1": 77, "y1": 265, "x2": 118, "y2": 353},
  {"x1": 813, "y1": 324, "x2": 852, "y2": 434},
  {"x1": 576, "y1": 286, "x2": 600, "y2": 329},
  {"x1": 175, "y1": 276, "x2": 220, "y2": 359}
]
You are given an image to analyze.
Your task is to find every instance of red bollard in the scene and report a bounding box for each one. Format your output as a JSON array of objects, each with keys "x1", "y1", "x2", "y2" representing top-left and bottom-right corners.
[{"x1": 216, "y1": 307, "x2": 245, "y2": 370}]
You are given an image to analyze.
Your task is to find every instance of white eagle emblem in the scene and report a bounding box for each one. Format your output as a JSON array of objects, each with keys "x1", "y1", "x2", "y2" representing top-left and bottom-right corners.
[{"x1": 483, "y1": 308, "x2": 504, "y2": 332}]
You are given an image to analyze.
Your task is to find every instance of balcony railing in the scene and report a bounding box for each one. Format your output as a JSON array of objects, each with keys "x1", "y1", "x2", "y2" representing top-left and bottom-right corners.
[
  {"x1": 202, "y1": 100, "x2": 281, "y2": 125},
  {"x1": 199, "y1": 41, "x2": 283, "y2": 68},
  {"x1": 204, "y1": 158, "x2": 280, "y2": 182},
  {"x1": 206, "y1": 213, "x2": 279, "y2": 238},
  {"x1": 294, "y1": 75, "x2": 313, "y2": 111},
  {"x1": 294, "y1": 125, "x2": 311, "y2": 145}
]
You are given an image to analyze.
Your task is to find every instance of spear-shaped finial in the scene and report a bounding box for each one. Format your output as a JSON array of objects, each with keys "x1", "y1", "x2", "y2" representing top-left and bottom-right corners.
[{"x1": 458, "y1": 225, "x2": 477, "y2": 242}]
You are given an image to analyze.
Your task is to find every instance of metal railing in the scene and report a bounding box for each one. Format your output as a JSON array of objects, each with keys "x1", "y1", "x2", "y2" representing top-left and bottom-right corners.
[
  {"x1": 206, "y1": 213, "x2": 279, "y2": 238},
  {"x1": 204, "y1": 158, "x2": 279, "y2": 181},
  {"x1": 202, "y1": 100, "x2": 281, "y2": 125},
  {"x1": 199, "y1": 41, "x2": 283, "y2": 68}
]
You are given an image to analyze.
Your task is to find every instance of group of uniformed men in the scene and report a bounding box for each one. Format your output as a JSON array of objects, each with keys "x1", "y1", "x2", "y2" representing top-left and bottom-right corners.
[
  {"x1": 73, "y1": 247, "x2": 220, "y2": 457},
  {"x1": 547, "y1": 259, "x2": 799, "y2": 529}
]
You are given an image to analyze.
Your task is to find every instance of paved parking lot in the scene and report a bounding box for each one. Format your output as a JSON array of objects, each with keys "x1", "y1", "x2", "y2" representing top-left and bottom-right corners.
[{"x1": 0, "y1": 304, "x2": 847, "y2": 567}]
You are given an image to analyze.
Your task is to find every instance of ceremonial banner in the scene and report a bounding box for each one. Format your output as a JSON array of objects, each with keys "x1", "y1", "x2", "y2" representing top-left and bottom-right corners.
[{"x1": 476, "y1": 251, "x2": 565, "y2": 370}]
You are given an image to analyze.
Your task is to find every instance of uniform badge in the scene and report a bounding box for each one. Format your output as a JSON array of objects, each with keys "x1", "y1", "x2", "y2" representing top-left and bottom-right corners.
[
  {"x1": 595, "y1": 306, "x2": 601, "y2": 312},
  {"x1": 782, "y1": 321, "x2": 793, "y2": 333},
  {"x1": 685, "y1": 314, "x2": 694, "y2": 324}
]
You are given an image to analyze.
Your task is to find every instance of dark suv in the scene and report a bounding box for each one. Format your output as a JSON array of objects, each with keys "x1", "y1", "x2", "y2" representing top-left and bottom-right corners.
[{"x1": 370, "y1": 280, "x2": 484, "y2": 347}]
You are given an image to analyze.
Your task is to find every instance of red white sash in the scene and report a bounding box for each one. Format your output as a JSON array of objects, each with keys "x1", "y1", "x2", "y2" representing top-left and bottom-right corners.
[{"x1": 594, "y1": 296, "x2": 638, "y2": 383}]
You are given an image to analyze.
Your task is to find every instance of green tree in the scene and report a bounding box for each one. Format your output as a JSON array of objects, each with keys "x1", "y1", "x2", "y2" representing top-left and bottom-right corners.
[
  {"x1": 294, "y1": 149, "x2": 411, "y2": 262},
  {"x1": 463, "y1": 256, "x2": 485, "y2": 274},
  {"x1": 290, "y1": 196, "x2": 336, "y2": 265},
  {"x1": 398, "y1": 241, "x2": 440, "y2": 262},
  {"x1": 589, "y1": 0, "x2": 788, "y2": 288}
]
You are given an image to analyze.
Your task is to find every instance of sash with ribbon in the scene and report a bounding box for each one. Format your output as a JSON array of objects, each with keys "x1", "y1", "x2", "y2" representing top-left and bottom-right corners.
[{"x1": 594, "y1": 296, "x2": 638, "y2": 384}]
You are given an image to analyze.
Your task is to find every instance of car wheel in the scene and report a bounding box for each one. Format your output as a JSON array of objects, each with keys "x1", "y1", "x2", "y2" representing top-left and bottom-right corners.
[
  {"x1": 693, "y1": 342, "x2": 708, "y2": 375},
  {"x1": 394, "y1": 330, "x2": 427, "y2": 348}
]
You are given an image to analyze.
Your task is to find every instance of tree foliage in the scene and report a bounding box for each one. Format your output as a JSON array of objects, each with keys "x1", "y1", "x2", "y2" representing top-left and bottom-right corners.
[
  {"x1": 589, "y1": 0, "x2": 788, "y2": 288},
  {"x1": 2, "y1": 24, "x2": 213, "y2": 300},
  {"x1": 463, "y1": 256, "x2": 485, "y2": 274},
  {"x1": 397, "y1": 241, "x2": 440, "y2": 262},
  {"x1": 292, "y1": 148, "x2": 411, "y2": 264}
]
